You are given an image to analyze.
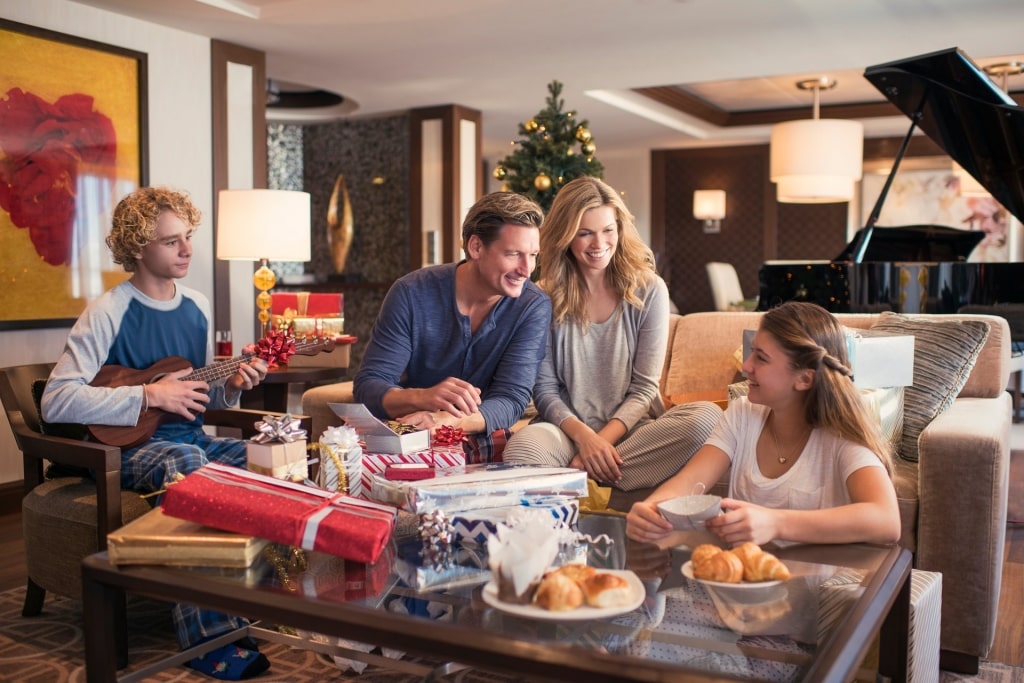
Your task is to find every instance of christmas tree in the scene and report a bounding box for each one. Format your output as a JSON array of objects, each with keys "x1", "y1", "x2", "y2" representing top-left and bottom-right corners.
[{"x1": 493, "y1": 80, "x2": 604, "y2": 212}]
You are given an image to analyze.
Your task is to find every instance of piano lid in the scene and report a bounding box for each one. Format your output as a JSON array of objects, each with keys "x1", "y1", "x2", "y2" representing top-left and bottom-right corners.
[
  {"x1": 834, "y1": 224, "x2": 983, "y2": 262},
  {"x1": 864, "y1": 47, "x2": 1024, "y2": 224}
]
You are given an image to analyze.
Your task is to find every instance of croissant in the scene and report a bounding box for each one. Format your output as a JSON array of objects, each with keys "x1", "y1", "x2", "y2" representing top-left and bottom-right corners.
[
  {"x1": 580, "y1": 572, "x2": 634, "y2": 608},
  {"x1": 690, "y1": 544, "x2": 724, "y2": 568},
  {"x1": 732, "y1": 542, "x2": 791, "y2": 582},
  {"x1": 553, "y1": 563, "x2": 597, "y2": 584},
  {"x1": 533, "y1": 571, "x2": 584, "y2": 611},
  {"x1": 693, "y1": 549, "x2": 744, "y2": 583}
]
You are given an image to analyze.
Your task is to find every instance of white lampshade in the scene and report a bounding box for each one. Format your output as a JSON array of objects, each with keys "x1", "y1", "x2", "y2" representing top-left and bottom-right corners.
[
  {"x1": 693, "y1": 190, "x2": 726, "y2": 220},
  {"x1": 770, "y1": 119, "x2": 864, "y2": 203},
  {"x1": 217, "y1": 189, "x2": 312, "y2": 261}
]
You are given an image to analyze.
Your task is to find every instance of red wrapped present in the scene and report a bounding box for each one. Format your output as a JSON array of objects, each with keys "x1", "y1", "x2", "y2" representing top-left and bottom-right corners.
[{"x1": 162, "y1": 463, "x2": 396, "y2": 563}]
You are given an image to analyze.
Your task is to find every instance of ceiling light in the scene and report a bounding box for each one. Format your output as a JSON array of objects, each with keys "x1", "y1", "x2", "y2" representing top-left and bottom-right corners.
[{"x1": 769, "y1": 78, "x2": 863, "y2": 203}]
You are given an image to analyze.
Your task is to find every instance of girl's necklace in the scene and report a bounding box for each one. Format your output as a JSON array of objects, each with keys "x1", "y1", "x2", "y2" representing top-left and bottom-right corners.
[{"x1": 769, "y1": 418, "x2": 810, "y2": 464}]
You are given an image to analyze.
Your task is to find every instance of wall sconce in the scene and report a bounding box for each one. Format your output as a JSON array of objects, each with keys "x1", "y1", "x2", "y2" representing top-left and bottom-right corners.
[
  {"x1": 217, "y1": 189, "x2": 312, "y2": 337},
  {"x1": 693, "y1": 190, "x2": 726, "y2": 233},
  {"x1": 769, "y1": 78, "x2": 863, "y2": 203}
]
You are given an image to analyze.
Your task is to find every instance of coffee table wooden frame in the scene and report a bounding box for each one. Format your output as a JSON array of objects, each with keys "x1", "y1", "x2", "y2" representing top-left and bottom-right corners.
[{"x1": 82, "y1": 541, "x2": 910, "y2": 683}]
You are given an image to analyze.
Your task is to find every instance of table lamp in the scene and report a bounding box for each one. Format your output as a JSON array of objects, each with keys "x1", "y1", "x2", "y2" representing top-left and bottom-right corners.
[{"x1": 217, "y1": 189, "x2": 312, "y2": 336}]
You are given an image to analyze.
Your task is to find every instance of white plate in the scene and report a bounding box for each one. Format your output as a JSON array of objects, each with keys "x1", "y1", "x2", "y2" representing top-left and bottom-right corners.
[
  {"x1": 481, "y1": 569, "x2": 645, "y2": 621},
  {"x1": 681, "y1": 561, "x2": 785, "y2": 603}
]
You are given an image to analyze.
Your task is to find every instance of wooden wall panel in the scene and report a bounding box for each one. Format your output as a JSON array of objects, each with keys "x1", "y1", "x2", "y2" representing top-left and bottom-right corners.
[{"x1": 651, "y1": 143, "x2": 853, "y2": 313}]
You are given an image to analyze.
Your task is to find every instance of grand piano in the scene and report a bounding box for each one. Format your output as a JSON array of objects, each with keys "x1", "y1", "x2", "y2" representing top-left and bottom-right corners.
[{"x1": 757, "y1": 47, "x2": 1024, "y2": 314}]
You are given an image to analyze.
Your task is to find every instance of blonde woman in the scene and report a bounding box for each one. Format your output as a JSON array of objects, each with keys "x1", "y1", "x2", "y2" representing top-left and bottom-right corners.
[
  {"x1": 627, "y1": 301, "x2": 901, "y2": 547},
  {"x1": 503, "y1": 177, "x2": 720, "y2": 490}
]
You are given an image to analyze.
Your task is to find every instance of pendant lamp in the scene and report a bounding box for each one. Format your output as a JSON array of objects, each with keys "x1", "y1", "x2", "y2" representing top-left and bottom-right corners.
[{"x1": 770, "y1": 77, "x2": 863, "y2": 204}]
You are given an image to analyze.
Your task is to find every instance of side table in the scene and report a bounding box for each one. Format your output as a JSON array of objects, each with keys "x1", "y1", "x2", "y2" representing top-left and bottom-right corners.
[{"x1": 243, "y1": 365, "x2": 347, "y2": 413}]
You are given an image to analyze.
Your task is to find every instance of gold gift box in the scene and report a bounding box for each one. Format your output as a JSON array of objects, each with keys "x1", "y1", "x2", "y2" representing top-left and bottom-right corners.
[
  {"x1": 247, "y1": 439, "x2": 309, "y2": 481},
  {"x1": 107, "y1": 507, "x2": 268, "y2": 567}
]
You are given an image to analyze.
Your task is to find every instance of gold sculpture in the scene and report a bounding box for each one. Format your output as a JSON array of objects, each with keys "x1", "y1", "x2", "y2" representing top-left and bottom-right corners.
[{"x1": 327, "y1": 173, "x2": 354, "y2": 273}]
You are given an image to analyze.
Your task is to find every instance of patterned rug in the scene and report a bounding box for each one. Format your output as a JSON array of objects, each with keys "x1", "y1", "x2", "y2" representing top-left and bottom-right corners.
[
  {"x1": 0, "y1": 588, "x2": 515, "y2": 682},
  {"x1": 0, "y1": 585, "x2": 1018, "y2": 682}
]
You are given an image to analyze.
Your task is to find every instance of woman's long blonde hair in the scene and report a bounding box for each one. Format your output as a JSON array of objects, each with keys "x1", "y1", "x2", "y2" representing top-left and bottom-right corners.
[
  {"x1": 761, "y1": 302, "x2": 894, "y2": 475},
  {"x1": 538, "y1": 177, "x2": 656, "y2": 326}
]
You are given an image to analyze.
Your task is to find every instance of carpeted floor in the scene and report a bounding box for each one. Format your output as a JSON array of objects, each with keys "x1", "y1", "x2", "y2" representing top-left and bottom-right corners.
[
  {"x1": 0, "y1": 588, "x2": 517, "y2": 682},
  {"x1": 0, "y1": 585, "x2": 1019, "y2": 682}
]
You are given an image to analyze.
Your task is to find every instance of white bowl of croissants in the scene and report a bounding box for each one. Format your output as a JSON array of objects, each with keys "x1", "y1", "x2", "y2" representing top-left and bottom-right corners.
[{"x1": 684, "y1": 542, "x2": 792, "y2": 603}]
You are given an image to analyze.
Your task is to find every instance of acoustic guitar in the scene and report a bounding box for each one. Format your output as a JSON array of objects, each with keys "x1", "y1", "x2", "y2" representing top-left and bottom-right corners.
[{"x1": 86, "y1": 335, "x2": 335, "y2": 448}]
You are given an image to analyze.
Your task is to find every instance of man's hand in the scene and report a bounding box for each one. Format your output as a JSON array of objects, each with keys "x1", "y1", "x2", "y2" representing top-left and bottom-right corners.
[
  {"x1": 416, "y1": 377, "x2": 482, "y2": 417},
  {"x1": 145, "y1": 367, "x2": 210, "y2": 420}
]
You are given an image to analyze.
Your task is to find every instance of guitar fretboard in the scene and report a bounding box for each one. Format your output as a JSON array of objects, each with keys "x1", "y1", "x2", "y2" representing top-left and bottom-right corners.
[{"x1": 182, "y1": 340, "x2": 329, "y2": 384}]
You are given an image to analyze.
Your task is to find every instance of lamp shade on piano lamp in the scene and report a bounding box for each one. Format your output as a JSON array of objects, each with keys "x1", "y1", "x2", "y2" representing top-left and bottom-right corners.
[
  {"x1": 770, "y1": 118, "x2": 864, "y2": 203},
  {"x1": 216, "y1": 189, "x2": 312, "y2": 335}
]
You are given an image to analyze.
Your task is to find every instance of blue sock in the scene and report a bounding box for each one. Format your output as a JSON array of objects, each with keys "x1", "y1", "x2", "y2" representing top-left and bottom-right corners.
[{"x1": 186, "y1": 643, "x2": 269, "y2": 680}]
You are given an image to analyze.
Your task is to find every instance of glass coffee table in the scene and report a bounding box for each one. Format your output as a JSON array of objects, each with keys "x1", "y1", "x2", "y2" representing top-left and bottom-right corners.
[{"x1": 82, "y1": 513, "x2": 911, "y2": 683}]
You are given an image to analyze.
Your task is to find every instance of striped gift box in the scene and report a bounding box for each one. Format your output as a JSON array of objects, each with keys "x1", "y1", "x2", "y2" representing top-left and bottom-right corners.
[{"x1": 360, "y1": 448, "x2": 466, "y2": 493}]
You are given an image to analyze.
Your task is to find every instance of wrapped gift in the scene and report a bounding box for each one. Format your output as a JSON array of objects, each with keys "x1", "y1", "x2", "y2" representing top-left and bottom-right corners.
[
  {"x1": 316, "y1": 425, "x2": 364, "y2": 497},
  {"x1": 107, "y1": 507, "x2": 268, "y2": 568},
  {"x1": 372, "y1": 463, "x2": 588, "y2": 514},
  {"x1": 246, "y1": 414, "x2": 309, "y2": 481},
  {"x1": 360, "y1": 448, "x2": 466, "y2": 494},
  {"x1": 450, "y1": 496, "x2": 580, "y2": 545},
  {"x1": 329, "y1": 403, "x2": 430, "y2": 455},
  {"x1": 271, "y1": 292, "x2": 344, "y2": 334},
  {"x1": 288, "y1": 333, "x2": 354, "y2": 369},
  {"x1": 162, "y1": 463, "x2": 397, "y2": 563}
]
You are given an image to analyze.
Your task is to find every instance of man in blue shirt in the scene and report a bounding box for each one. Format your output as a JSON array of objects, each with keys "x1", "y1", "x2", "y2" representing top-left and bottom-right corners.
[{"x1": 355, "y1": 191, "x2": 551, "y2": 461}]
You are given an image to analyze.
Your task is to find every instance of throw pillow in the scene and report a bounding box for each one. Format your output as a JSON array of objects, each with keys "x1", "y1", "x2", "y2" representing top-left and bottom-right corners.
[
  {"x1": 31, "y1": 379, "x2": 92, "y2": 479},
  {"x1": 870, "y1": 312, "x2": 989, "y2": 461}
]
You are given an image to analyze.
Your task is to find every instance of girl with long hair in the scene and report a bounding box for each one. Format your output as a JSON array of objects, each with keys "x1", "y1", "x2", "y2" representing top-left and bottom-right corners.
[
  {"x1": 503, "y1": 177, "x2": 721, "y2": 490},
  {"x1": 627, "y1": 301, "x2": 901, "y2": 546}
]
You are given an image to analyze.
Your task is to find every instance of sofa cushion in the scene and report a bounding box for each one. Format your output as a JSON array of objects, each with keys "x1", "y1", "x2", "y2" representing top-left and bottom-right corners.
[{"x1": 871, "y1": 312, "x2": 989, "y2": 462}]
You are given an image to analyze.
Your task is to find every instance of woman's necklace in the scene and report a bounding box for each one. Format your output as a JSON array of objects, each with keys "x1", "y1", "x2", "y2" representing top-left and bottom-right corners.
[{"x1": 769, "y1": 417, "x2": 810, "y2": 464}]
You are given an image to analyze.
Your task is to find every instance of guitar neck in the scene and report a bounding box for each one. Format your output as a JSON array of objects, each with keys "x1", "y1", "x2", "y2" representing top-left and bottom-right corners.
[
  {"x1": 186, "y1": 355, "x2": 253, "y2": 384},
  {"x1": 187, "y1": 339, "x2": 330, "y2": 383}
]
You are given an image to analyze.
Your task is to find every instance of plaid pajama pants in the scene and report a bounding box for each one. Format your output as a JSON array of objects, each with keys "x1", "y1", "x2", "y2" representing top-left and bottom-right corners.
[{"x1": 121, "y1": 429, "x2": 250, "y2": 649}]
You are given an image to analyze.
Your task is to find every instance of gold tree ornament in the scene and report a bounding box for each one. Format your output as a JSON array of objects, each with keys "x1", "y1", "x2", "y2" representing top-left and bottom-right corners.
[
  {"x1": 534, "y1": 173, "x2": 552, "y2": 191},
  {"x1": 493, "y1": 165, "x2": 507, "y2": 180},
  {"x1": 525, "y1": 119, "x2": 539, "y2": 132},
  {"x1": 582, "y1": 141, "x2": 596, "y2": 156},
  {"x1": 576, "y1": 126, "x2": 592, "y2": 143}
]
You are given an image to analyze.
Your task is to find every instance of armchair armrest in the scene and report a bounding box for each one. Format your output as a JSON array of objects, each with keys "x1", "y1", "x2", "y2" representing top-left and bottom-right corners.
[
  {"x1": 300, "y1": 381, "x2": 354, "y2": 440},
  {"x1": 916, "y1": 394, "x2": 1011, "y2": 659}
]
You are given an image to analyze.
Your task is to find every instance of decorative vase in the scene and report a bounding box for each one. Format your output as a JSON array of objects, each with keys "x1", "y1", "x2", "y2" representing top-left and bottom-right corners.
[{"x1": 327, "y1": 172, "x2": 354, "y2": 273}]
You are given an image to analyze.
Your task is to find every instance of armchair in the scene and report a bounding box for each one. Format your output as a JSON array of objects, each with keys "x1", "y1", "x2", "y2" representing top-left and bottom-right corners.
[{"x1": 0, "y1": 362, "x2": 310, "y2": 620}]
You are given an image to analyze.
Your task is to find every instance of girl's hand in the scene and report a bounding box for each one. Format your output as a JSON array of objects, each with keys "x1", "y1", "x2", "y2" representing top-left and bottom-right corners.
[
  {"x1": 703, "y1": 498, "x2": 779, "y2": 547},
  {"x1": 626, "y1": 500, "x2": 674, "y2": 544}
]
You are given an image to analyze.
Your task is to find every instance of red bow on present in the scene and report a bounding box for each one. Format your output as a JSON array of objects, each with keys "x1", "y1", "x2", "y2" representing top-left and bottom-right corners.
[{"x1": 432, "y1": 425, "x2": 467, "y2": 448}]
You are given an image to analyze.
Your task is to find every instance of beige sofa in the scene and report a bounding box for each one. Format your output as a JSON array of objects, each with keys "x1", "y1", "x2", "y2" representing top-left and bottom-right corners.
[
  {"x1": 657, "y1": 311, "x2": 1011, "y2": 672},
  {"x1": 302, "y1": 310, "x2": 1011, "y2": 671}
]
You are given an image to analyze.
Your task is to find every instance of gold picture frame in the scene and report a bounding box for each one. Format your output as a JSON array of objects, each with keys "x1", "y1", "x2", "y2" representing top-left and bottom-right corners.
[{"x1": 0, "y1": 19, "x2": 147, "y2": 329}]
